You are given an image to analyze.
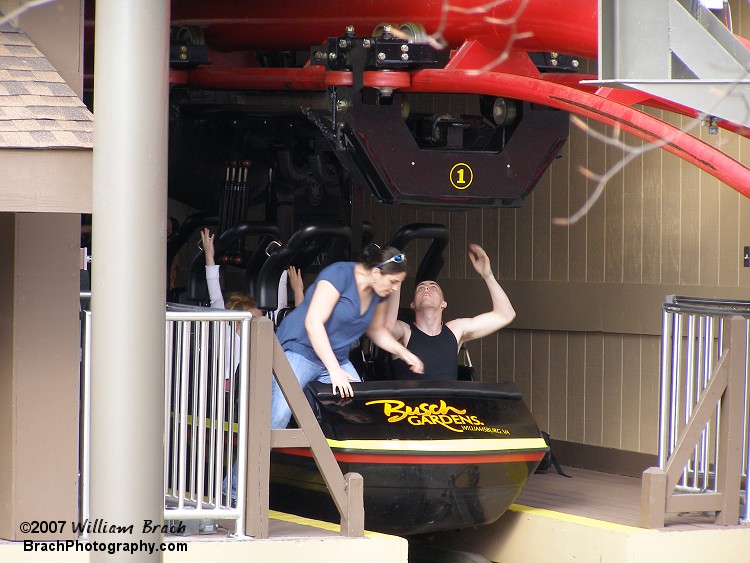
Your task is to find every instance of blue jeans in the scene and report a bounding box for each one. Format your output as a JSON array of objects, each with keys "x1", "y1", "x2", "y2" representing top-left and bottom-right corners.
[
  {"x1": 225, "y1": 464, "x2": 237, "y2": 505},
  {"x1": 270, "y1": 350, "x2": 361, "y2": 429}
]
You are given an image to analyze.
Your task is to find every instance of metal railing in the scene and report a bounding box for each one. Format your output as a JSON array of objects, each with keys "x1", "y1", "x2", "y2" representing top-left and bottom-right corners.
[
  {"x1": 163, "y1": 305, "x2": 252, "y2": 534},
  {"x1": 641, "y1": 295, "x2": 750, "y2": 527},
  {"x1": 80, "y1": 301, "x2": 364, "y2": 538},
  {"x1": 81, "y1": 304, "x2": 253, "y2": 536}
]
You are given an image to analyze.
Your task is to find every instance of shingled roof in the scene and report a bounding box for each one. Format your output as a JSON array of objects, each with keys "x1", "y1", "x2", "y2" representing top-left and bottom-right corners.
[{"x1": 0, "y1": 22, "x2": 93, "y2": 149}]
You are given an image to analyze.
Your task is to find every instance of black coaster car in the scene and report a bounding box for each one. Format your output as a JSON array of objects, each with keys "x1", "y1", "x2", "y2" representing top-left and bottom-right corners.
[{"x1": 270, "y1": 379, "x2": 547, "y2": 536}]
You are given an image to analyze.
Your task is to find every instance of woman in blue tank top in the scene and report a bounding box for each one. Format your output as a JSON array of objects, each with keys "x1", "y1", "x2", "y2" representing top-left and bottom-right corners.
[{"x1": 271, "y1": 246, "x2": 424, "y2": 428}]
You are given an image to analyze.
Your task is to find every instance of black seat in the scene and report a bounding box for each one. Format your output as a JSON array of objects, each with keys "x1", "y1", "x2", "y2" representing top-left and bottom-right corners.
[
  {"x1": 185, "y1": 220, "x2": 280, "y2": 303},
  {"x1": 457, "y1": 364, "x2": 477, "y2": 381},
  {"x1": 255, "y1": 223, "x2": 352, "y2": 311},
  {"x1": 274, "y1": 307, "x2": 293, "y2": 327}
]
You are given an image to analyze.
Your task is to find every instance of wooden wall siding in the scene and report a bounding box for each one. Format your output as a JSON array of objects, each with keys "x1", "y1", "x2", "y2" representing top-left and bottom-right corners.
[
  {"x1": 566, "y1": 332, "x2": 587, "y2": 443},
  {"x1": 583, "y1": 332, "x2": 604, "y2": 445},
  {"x1": 641, "y1": 107, "x2": 663, "y2": 285},
  {"x1": 604, "y1": 123, "x2": 625, "y2": 284},
  {"x1": 362, "y1": 16, "x2": 750, "y2": 454},
  {"x1": 548, "y1": 332, "x2": 568, "y2": 436},
  {"x1": 550, "y1": 146, "x2": 570, "y2": 282},
  {"x1": 680, "y1": 115, "x2": 701, "y2": 286},
  {"x1": 699, "y1": 168, "x2": 721, "y2": 287},
  {"x1": 459, "y1": 328, "x2": 661, "y2": 453},
  {"x1": 602, "y1": 333, "x2": 623, "y2": 448},
  {"x1": 532, "y1": 163, "x2": 551, "y2": 281},
  {"x1": 498, "y1": 207, "x2": 516, "y2": 280},
  {"x1": 586, "y1": 120, "x2": 607, "y2": 284},
  {"x1": 641, "y1": 335, "x2": 661, "y2": 455},
  {"x1": 530, "y1": 330, "x2": 550, "y2": 431},
  {"x1": 622, "y1": 136, "x2": 644, "y2": 285},
  {"x1": 568, "y1": 120, "x2": 589, "y2": 283},
  {"x1": 661, "y1": 111, "x2": 682, "y2": 286}
]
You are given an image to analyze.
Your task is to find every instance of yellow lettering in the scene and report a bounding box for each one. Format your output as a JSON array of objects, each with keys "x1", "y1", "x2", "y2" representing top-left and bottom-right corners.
[
  {"x1": 365, "y1": 399, "x2": 485, "y2": 432},
  {"x1": 365, "y1": 400, "x2": 411, "y2": 422}
]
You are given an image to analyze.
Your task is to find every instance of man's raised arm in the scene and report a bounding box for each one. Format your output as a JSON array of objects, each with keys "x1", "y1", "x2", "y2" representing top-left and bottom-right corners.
[{"x1": 449, "y1": 244, "x2": 516, "y2": 345}]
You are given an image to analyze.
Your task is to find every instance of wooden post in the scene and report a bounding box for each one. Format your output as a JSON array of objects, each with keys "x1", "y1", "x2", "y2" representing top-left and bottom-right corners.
[
  {"x1": 641, "y1": 467, "x2": 667, "y2": 528},
  {"x1": 715, "y1": 316, "x2": 745, "y2": 525},
  {"x1": 271, "y1": 339, "x2": 365, "y2": 537},
  {"x1": 245, "y1": 317, "x2": 274, "y2": 538},
  {"x1": 341, "y1": 472, "x2": 365, "y2": 537},
  {"x1": 243, "y1": 319, "x2": 366, "y2": 537}
]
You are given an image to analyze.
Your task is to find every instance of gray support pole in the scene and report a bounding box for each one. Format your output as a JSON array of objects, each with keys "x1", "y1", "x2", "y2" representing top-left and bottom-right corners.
[{"x1": 90, "y1": 1, "x2": 169, "y2": 561}]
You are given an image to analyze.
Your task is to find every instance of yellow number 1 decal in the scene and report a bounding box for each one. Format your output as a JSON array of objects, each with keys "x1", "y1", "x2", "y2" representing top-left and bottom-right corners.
[{"x1": 450, "y1": 163, "x2": 473, "y2": 190}]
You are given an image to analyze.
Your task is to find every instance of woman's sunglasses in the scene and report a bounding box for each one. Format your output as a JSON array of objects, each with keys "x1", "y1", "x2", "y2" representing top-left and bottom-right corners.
[{"x1": 375, "y1": 254, "x2": 405, "y2": 269}]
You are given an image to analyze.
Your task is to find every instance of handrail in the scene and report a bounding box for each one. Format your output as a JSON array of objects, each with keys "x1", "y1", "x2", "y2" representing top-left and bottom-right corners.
[
  {"x1": 79, "y1": 303, "x2": 254, "y2": 537},
  {"x1": 641, "y1": 297, "x2": 749, "y2": 528},
  {"x1": 79, "y1": 302, "x2": 364, "y2": 539},
  {"x1": 664, "y1": 302, "x2": 750, "y2": 317},
  {"x1": 668, "y1": 294, "x2": 750, "y2": 310}
]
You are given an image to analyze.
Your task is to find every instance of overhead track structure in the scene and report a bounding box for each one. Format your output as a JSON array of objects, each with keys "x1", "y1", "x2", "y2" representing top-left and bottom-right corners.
[
  {"x1": 593, "y1": 0, "x2": 750, "y2": 129},
  {"x1": 105, "y1": 0, "x2": 750, "y2": 207}
]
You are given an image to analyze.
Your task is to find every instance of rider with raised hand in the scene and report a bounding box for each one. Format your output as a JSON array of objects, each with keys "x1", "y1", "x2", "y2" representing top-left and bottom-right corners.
[{"x1": 389, "y1": 243, "x2": 516, "y2": 380}]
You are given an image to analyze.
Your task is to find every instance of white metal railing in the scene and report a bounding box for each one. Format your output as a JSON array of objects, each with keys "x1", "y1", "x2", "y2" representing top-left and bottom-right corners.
[
  {"x1": 80, "y1": 303, "x2": 252, "y2": 537},
  {"x1": 658, "y1": 295, "x2": 750, "y2": 524}
]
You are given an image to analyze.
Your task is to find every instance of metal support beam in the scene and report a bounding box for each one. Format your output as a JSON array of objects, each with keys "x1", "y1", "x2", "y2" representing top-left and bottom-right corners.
[
  {"x1": 599, "y1": 0, "x2": 670, "y2": 80},
  {"x1": 594, "y1": 0, "x2": 750, "y2": 127}
]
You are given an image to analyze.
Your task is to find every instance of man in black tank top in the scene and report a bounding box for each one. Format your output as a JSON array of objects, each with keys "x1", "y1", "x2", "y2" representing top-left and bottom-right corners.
[
  {"x1": 389, "y1": 244, "x2": 516, "y2": 380},
  {"x1": 390, "y1": 322, "x2": 458, "y2": 380}
]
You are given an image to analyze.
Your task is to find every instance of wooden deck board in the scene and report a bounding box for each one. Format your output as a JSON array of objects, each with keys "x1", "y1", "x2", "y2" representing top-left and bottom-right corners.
[{"x1": 516, "y1": 466, "x2": 739, "y2": 530}]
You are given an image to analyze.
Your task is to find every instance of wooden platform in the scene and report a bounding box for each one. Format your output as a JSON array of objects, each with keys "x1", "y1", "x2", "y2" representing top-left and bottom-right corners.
[
  {"x1": 517, "y1": 465, "x2": 725, "y2": 529},
  {"x1": 426, "y1": 466, "x2": 750, "y2": 563}
]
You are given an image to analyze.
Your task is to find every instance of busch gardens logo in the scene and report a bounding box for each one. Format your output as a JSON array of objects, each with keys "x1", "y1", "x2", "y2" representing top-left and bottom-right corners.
[{"x1": 365, "y1": 399, "x2": 509, "y2": 434}]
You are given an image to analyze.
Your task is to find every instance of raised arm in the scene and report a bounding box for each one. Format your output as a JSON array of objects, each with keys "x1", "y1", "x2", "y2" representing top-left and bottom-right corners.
[
  {"x1": 448, "y1": 244, "x2": 516, "y2": 346},
  {"x1": 201, "y1": 228, "x2": 225, "y2": 309},
  {"x1": 287, "y1": 266, "x2": 305, "y2": 306}
]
